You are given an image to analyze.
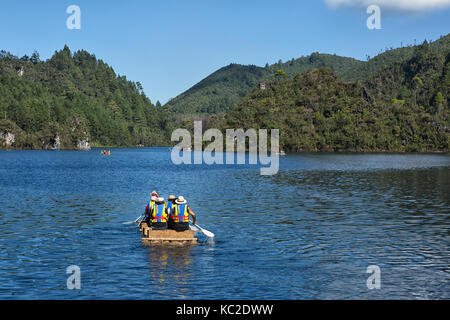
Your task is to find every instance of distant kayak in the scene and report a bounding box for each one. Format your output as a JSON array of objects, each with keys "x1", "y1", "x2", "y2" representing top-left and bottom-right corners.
[{"x1": 100, "y1": 150, "x2": 111, "y2": 156}]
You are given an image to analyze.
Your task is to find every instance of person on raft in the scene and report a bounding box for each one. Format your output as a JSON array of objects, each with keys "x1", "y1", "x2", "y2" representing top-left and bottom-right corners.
[
  {"x1": 150, "y1": 197, "x2": 170, "y2": 230},
  {"x1": 144, "y1": 191, "x2": 159, "y2": 225},
  {"x1": 168, "y1": 196, "x2": 197, "y2": 231},
  {"x1": 166, "y1": 195, "x2": 177, "y2": 216}
]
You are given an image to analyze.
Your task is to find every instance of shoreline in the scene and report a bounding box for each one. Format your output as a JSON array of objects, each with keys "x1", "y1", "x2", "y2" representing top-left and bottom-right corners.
[{"x1": 1, "y1": 146, "x2": 448, "y2": 154}]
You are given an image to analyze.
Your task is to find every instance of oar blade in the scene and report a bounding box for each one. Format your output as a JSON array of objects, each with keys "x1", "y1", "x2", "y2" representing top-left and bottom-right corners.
[
  {"x1": 196, "y1": 224, "x2": 215, "y2": 238},
  {"x1": 202, "y1": 229, "x2": 215, "y2": 238}
]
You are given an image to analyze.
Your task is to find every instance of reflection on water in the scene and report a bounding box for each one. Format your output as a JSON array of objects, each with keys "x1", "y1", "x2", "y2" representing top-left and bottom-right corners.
[
  {"x1": 0, "y1": 149, "x2": 448, "y2": 299},
  {"x1": 146, "y1": 246, "x2": 194, "y2": 299}
]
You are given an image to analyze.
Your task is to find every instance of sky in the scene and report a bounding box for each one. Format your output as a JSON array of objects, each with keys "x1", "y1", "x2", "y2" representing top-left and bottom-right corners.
[{"x1": 0, "y1": 0, "x2": 449, "y2": 104}]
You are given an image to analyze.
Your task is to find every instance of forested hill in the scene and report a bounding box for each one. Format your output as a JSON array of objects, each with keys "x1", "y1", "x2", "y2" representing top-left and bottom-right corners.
[
  {"x1": 223, "y1": 41, "x2": 449, "y2": 152},
  {"x1": 164, "y1": 56, "x2": 362, "y2": 115},
  {"x1": 1, "y1": 37, "x2": 448, "y2": 151},
  {"x1": 165, "y1": 34, "x2": 450, "y2": 115},
  {"x1": 0, "y1": 45, "x2": 171, "y2": 149},
  {"x1": 164, "y1": 55, "x2": 362, "y2": 115},
  {"x1": 163, "y1": 64, "x2": 268, "y2": 115}
]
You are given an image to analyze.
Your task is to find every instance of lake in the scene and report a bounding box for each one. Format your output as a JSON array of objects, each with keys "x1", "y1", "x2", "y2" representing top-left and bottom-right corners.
[{"x1": 0, "y1": 148, "x2": 448, "y2": 299}]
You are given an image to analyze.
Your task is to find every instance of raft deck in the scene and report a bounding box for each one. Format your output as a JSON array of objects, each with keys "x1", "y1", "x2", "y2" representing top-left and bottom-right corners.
[{"x1": 140, "y1": 222, "x2": 198, "y2": 245}]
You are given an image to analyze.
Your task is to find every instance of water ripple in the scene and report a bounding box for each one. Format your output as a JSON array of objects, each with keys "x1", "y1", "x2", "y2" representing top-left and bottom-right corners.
[{"x1": 0, "y1": 149, "x2": 448, "y2": 299}]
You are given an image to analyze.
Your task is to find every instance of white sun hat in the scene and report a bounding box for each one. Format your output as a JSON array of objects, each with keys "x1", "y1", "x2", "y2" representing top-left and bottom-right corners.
[{"x1": 175, "y1": 196, "x2": 187, "y2": 204}]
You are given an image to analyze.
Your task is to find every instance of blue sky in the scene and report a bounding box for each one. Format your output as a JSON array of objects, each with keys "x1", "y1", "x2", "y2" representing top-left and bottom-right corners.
[{"x1": 0, "y1": 0, "x2": 449, "y2": 104}]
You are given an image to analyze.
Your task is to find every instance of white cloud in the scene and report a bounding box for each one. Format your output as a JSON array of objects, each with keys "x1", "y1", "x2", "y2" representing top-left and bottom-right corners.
[{"x1": 325, "y1": 0, "x2": 450, "y2": 12}]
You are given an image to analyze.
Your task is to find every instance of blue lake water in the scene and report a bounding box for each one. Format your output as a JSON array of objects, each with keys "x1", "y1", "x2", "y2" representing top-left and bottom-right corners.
[{"x1": 0, "y1": 148, "x2": 449, "y2": 299}]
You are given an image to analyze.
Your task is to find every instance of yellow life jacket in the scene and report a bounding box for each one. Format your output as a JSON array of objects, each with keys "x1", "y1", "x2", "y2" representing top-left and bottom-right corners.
[
  {"x1": 173, "y1": 203, "x2": 189, "y2": 223},
  {"x1": 145, "y1": 200, "x2": 155, "y2": 218},
  {"x1": 151, "y1": 202, "x2": 167, "y2": 223}
]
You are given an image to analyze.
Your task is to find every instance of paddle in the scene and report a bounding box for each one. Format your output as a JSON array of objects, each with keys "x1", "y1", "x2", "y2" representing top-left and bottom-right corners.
[
  {"x1": 193, "y1": 223, "x2": 215, "y2": 238},
  {"x1": 123, "y1": 214, "x2": 144, "y2": 225},
  {"x1": 189, "y1": 224, "x2": 200, "y2": 232}
]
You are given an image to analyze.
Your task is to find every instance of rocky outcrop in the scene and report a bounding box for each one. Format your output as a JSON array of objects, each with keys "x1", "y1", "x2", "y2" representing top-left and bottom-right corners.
[
  {"x1": 16, "y1": 66, "x2": 24, "y2": 77},
  {"x1": 77, "y1": 136, "x2": 90, "y2": 150},
  {"x1": 0, "y1": 131, "x2": 15, "y2": 147},
  {"x1": 68, "y1": 116, "x2": 91, "y2": 150},
  {"x1": 42, "y1": 134, "x2": 61, "y2": 150},
  {"x1": 51, "y1": 135, "x2": 61, "y2": 150},
  {"x1": 0, "y1": 120, "x2": 20, "y2": 148},
  {"x1": 258, "y1": 80, "x2": 270, "y2": 90},
  {"x1": 1, "y1": 118, "x2": 92, "y2": 150}
]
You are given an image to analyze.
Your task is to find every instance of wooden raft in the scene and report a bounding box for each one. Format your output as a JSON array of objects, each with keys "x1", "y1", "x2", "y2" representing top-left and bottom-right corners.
[{"x1": 139, "y1": 222, "x2": 198, "y2": 245}]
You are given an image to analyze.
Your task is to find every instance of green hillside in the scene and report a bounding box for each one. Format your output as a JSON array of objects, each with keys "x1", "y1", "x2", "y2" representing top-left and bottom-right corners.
[
  {"x1": 0, "y1": 46, "x2": 171, "y2": 149},
  {"x1": 267, "y1": 53, "x2": 364, "y2": 81},
  {"x1": 354, "y1": 34, "x2": 450, "y2": 81},
  {"x1": 1, "y1": 36, "x2": 448, "y2": 151},
  {"x1": 223, "y1": 42, "x2": 449, "y2": 152},
  {"x1": 164, "y1": 64, "x2": 268, "y2": 115},
  {"x1": 164, "y1": 55, "x2": 363, "y2": 115},
  {"x1": 165, "y1": 34, "x2": 450, "y2": 115}
]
